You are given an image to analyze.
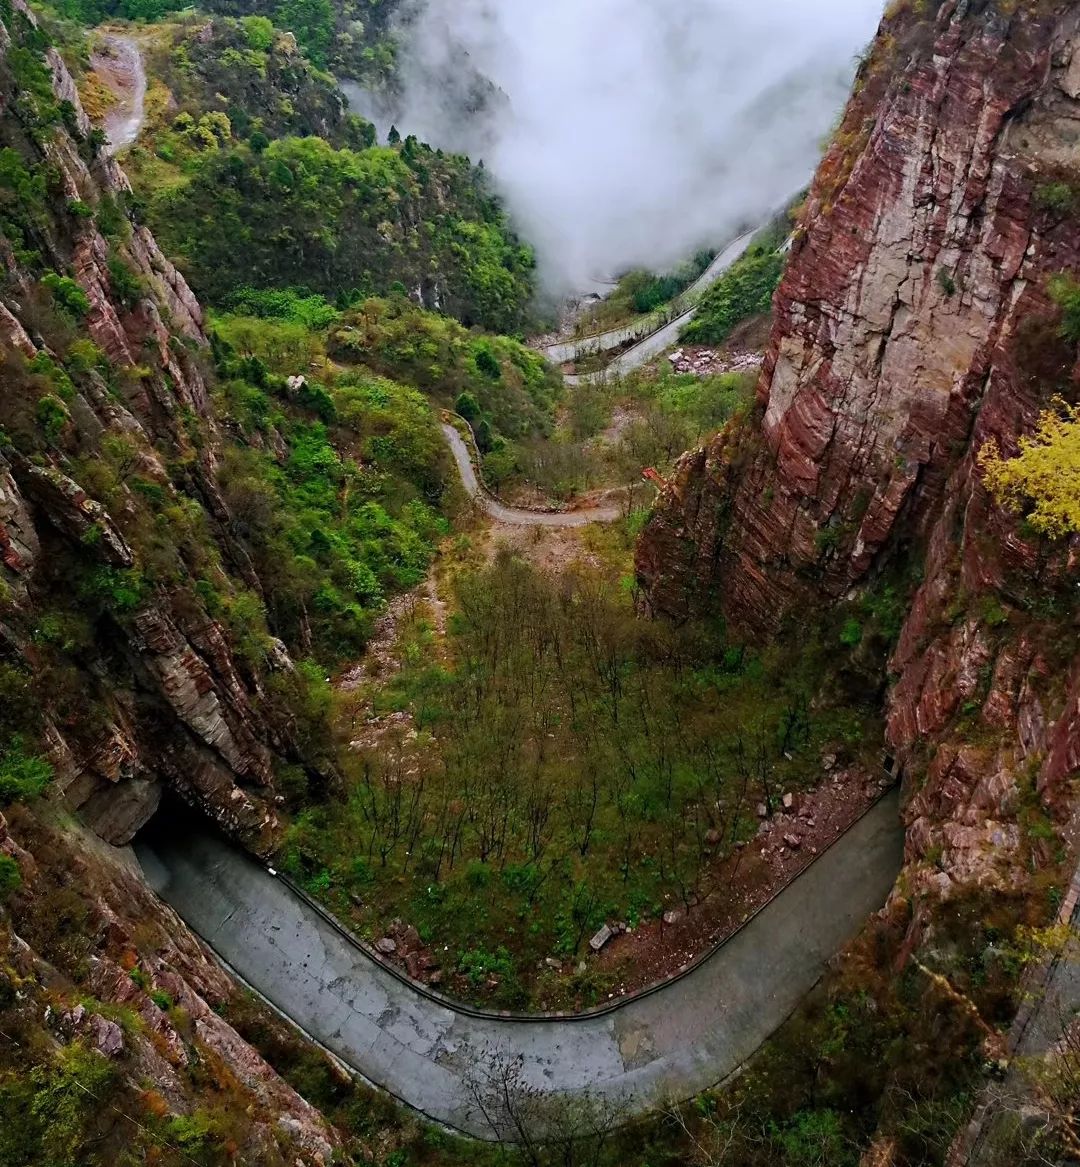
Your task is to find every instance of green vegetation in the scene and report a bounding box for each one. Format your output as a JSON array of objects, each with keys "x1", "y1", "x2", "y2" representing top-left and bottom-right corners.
[
  {"x1": 212, "y1": 336, "x2": 452, "y2": 662},
  {"x1": 512, "y1": 367, "x2": 754, "y2": 501},
  {"x1": 330, "y1": 293, "x2": 561, "y2": 477},
  {"x1": 52, "y1": 0, "x2": 185, "y2": 21},
  {"x1": 288, "y1": 547, "x2": 883, "y2": 1007},
  {"x1": 1049, "y1": 271, "x2": 1080, "y2": 344},
  {"x1": 0, "y1": 855, "x2": 20, "y2": 898},
  {"x1": 937, "y1": 266, "x2": 957, "y2": 297},
  {"x1": 573, "y1": 248, "x2": 716, "y2": 335},
  {"x1": 1035, "y1": 176, "x2": 1080, "y2": 217},
  {"x1": 1, "y1": 1, "x2": 1064, "y2": 1164},
  {"x1": 111, "y1": 13, "x2": 534, "y2": 334},
  {"x1": 627, "y1": 250, "x2": 714, "y2": 313},
  {"x1": 53, "y1": 0, "x2": 401, "y2": 84},
  {"x1": 200, "y1": 0, "x2": 402, "y2": 82},
  {"x1": 0, "y1": 1041, "x2": 120, "y2": 1167},
  {"x1": 122, "y1": 14, "x2": 373, "y2": 156},
  {"x1": 144, "y1": 133, "x2": 535, "y2": 333},
  {"x1": 681, "y1": 224, "x2": 788, "y2": 345},
  {"x1": 0, "y1": 742, "x2": 52, "y2": 806}
]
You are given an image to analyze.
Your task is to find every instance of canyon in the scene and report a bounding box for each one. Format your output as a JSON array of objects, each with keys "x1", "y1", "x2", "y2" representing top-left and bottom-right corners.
[
  {"x1": 639, "y1": 0, "x2": 1080, "y2": 914},
  {"x1": 1, "y1": 0, "x2": 1079, "y2": 1163}
]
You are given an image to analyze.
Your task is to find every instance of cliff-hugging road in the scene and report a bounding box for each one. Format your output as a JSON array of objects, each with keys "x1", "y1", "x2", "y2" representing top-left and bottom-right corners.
[
  {"x1": 543, "y1": 229, "x2": 761, "y2": 386},
  {"x1": 134, "y1": 790, "x2": 902, "y2": 1139}
]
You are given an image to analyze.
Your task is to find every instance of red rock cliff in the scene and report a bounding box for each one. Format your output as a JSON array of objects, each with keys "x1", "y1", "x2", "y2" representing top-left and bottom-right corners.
[
  {"x1": 638, "y1": 0, "x2": 1080, "y2": 893},
  {"x1": 0, "y1": 0, "x2": 312, "y2": 852}
]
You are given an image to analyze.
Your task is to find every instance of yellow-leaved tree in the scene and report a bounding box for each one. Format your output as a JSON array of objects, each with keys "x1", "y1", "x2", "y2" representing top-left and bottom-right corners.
[{"x1": 978, "y1": 396, "x2": 1080, "y2": 537}]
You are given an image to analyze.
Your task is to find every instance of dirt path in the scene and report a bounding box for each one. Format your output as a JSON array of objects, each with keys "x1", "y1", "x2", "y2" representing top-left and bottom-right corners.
[{"x1": 90, "y1": 33, "x2": 146, "y2": 155}]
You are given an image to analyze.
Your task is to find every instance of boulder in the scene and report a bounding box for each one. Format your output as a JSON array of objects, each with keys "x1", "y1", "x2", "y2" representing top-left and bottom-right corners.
[{"x1": 589, "y1": 924, "x2": 614, "y2": 952}]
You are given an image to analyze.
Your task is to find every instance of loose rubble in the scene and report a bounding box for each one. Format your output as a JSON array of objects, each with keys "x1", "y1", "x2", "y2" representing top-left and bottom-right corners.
[{"x1": 667, "y1": 346, "x2": 763, "y2": 377}]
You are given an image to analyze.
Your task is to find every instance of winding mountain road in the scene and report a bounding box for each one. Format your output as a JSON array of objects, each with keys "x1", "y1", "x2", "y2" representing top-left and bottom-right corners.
[
  {"x1": 541, "y1": 229, "x2": 760, "y2": 383},
  {"x1": 441, "y1": 423, "x2": 621, "y2": 527},
  {"x1": 134, "y1": 790, "x2": 902, "y2": 1138}
]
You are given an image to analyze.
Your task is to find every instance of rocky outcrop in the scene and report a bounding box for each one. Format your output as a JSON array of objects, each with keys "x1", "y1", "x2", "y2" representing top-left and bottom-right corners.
[
  {"x1": 19, "y1": 463, "x2": 134, "y2": 567},
  {"x1": 639, "y1": 0, "x2": 1080, "y2": 901},
  {"x1": 1, "y1": 809, "x2": 337, "y2": 1164},
  {"x1": 639, "y1": 0, "x2": 1074, "y2": 632},
  {"x1": 0, "y1": 0, "x2": 294, "y2": 848},
  {"x1": 0, "y1": 456, "x2": 39, "y2": 584}
]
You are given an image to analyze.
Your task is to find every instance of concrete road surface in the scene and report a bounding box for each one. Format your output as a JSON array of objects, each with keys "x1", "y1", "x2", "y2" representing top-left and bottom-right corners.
[
  {"x1": 135, "y1": 789, "x2": 902, "y2": 1138},
  {"x1": 442, "y1": 423, "x2": 621, "y2": 527},
  {"x1": 541, "y1": 230, "x2": 760, "y2": 369}
]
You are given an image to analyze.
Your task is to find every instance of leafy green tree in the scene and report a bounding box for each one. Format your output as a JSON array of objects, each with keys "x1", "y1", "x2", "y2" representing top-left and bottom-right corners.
[
  {"x1": 455, "y1": 391, "x2": 480, "y2": 421},
  {"x1": 242, "y1": 14, "x2": 275, "y2": 50},
  {"x1": 41, "y1": 273, "x2": 90, "y2": 319},
  {"x1": 275, "y1": 0, "x2": 334, "y2": 64}
]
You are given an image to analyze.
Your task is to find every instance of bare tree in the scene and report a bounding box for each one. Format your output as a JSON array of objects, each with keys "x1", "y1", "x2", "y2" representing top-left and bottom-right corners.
[{"x1": 464, "y1": 1048, "x2": 631, "y2": 1166}]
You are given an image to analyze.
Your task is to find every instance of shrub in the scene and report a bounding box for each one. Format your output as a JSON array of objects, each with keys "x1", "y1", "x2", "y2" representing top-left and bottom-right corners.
[
  {"x1": 106, "y1": 251, "x2": 145, "y2": 310},
  {"x1": 0, "y1": 742, "x2": 53, "y2": 806},
  {"x1": 455, "y1": 391, "x2": 480, "y2": 421},
  {"x1": 457, "y1": 945, "x2": 513, "y2": 986},
  {"x1": 41, "y1": 273, "x2": 90, "y2": 319},
  {"x1": 840, "y1": 618, "x2": 863, "y2": 648},
  {"x1": 80, "y1": 567, "x2": 147, "y2": 613},
  {"x1": 242, "y1": 14, "x2": 275, "y2": 51},
  {"x1": 472, "y1": 342, "x2": 501, "y2": 380},
  {"x1": 979, "y1": 395, "x2": 1080, "y2": 537},
  {"x1": 26, "y1": 1042, "x2": 119, "y2": 1166},
  {"x1": 36, "y1": 394, "x2": 70, "y2": 442},
  {"x1": 1036, "y1": 181, "x2": 1078, "y2": 216},
  {"x1": 0, "y1": 854, "x2": 21, "y2": 899},
  {"x1": 1049, "y1": 273, "x2": 1080, "y2": 344}
]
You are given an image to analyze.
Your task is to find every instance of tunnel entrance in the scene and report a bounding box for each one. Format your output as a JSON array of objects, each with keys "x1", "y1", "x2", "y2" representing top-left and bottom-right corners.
[{"x1": 131, "y1": 792, "x2": 237, "y2": 898}]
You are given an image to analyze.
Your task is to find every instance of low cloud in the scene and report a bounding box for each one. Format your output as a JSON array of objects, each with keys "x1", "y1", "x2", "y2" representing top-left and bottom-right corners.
[{"x1": 390, "y1": 0, "x2": 884, "y2": 295}]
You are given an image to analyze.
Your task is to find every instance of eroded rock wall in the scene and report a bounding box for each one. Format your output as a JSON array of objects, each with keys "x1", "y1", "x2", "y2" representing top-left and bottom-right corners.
[
  {"x1": 638, "y1": 0, "x2": 1080, "y2": 895},
  {"x1": 0, "y1": 807, "x2": 338, "y2": 1164},
  {"x1": 0, "y1": 7, "x2": 349, "y2": 1155},
  {"x1": 0, "y1": 0, "x2": 296, "y2": 851}
]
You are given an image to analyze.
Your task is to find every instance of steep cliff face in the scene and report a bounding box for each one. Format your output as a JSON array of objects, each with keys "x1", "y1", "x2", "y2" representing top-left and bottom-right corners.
[
  {"x1": 639, "y1": 0, "x2": 1080, "y2": 895},
  {"x1": 0, "y1": 0, "x2": 310, "y2": 852},
  {"x1": 0, "y1": 805, "x2": 338, "y2": 1164},
  {"x1": 0, "y1": 6, "x2": 357, "y2": 1156}
]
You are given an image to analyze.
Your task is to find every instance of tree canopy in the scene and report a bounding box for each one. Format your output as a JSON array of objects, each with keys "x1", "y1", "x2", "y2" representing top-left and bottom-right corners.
[{"x1": 979, "y1": 397, "x2": 1080, "y2": 537}]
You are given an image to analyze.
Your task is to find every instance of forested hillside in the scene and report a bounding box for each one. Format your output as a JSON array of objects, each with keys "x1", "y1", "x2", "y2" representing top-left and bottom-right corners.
[
  {"x1": 54, "y1": 0, "x2": 401, "y2": 84},
  {"x1": 94, "y1": 13, "x2": 535, "y2": 333}
]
